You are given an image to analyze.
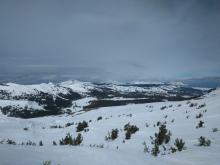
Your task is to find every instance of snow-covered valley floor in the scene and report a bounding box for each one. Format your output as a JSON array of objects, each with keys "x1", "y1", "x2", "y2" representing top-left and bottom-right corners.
[{"x1": 0, "y1": 89, "x2": 220, "y2": 165}]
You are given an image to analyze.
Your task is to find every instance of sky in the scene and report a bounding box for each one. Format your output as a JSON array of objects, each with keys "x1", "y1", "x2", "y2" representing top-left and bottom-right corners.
[{"x1": 0, "y1": 0, "x2": 220, "y2": 83}]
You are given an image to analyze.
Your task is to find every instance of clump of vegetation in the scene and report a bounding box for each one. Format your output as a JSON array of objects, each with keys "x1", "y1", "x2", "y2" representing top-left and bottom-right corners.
[
  {"x1": 142, "y1": 142, "x2": 150, "y2": 153},
  {"x1": 53, "y1": 141, "x2": 57, "y2": 146},
  {"x1": 76, "y1": 121, "x2": 88, "y2": 132},
  {"x1": 124, "y1": 123, "x2": 139, "y2": 134},
  {"x1": 23, "y1": 127, "x2": 29, "y2": 131},
  {"x1": 124, "y1": 123, "x2": 139, "y2": 140},
  {"x1": 189, "y1": 103, "x2": 198, "y2": 107},
  {"x1": 50, "y1": 125, "x2": 63, "y2": 129},
  {"x1": 160, "y1": 106, "x2": 167, "y2": 110},
  {"x1": 73, "y1": 133, "x2": 83, "y2": 145},
  {"x1": 212, "y1": 128, "x2": 218, "y2": 132},
  {"x1": 125, "y1": 131, "x2": 131, "y2": 140},
  {"x1": 145, "y1": 122, "x2": 149, "y2": 127},
  {"x1": 198, "y1": 136, "x2": 211, "y2": 146},
  {"x1": 154, "y1": 124, "x2": 171, "y2": 145},
  {"x1": 174, "y1": 138, "x2": 185, "y2": 151},
  {"x1": 6, "y1": 139, "x2": 16, "y2": 145},
  {"x1": 89, "y1": 144, "x2": 104, "y2": 148},
  {"x1": 60, "y1": 133, "x2": 83, "y2": 146},
  {"x1": 42, "y1": 160, "x2": 51, "y2": 165},
  {"x1": 105, "y1": 129, "x2": 119, "y2": 141},
  {"x1": 196, "y1": 120, "x2": 204, "y2": 129},
  {"x1": 39, "y1": 140, "x2": 43, "y2": 146},
  {"x1": 65, "y1": 122, "x2": 74, "y2": 127},
  {"x1": 26, "y1": 140, "x2": 36, "y2": 146},
  {"x1": 148, "y1": 124, "x2": 172, "y2": 156},
  {"x1": 197, "y1": 103, "x2": 206, "y2": 109},
  {"x1": 97, "y1": 116, "x2": 102, "y2": 121},
  {"x1": 169, "y1": 146, "x2": 177, "y2": 153},
  {"x1": 147, "y1": 124, "x2": 185, "y2": 156},
  {"x1": 196, "y1": 113, "x2": 203, "y2": 119},
  {"x1": 151, "y1": 143, "x2": 160, "y2": 156}
]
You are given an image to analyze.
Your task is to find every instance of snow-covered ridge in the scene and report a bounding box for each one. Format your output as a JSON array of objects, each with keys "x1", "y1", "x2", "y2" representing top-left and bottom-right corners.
[
  {"x1": 0, "y1": 80, "x2": 211, "y2": 118},
  {"x1": 0, "y1": 80, "x2": 186, "y2": 97}
]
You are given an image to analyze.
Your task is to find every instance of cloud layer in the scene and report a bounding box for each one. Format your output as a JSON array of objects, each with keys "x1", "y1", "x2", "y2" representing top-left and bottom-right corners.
[{"x1": 0, "y1": 0, "x2": 220, "y2": 83}]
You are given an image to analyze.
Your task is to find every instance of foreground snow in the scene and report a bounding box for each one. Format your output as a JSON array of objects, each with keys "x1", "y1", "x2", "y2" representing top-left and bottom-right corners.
[{"x1": 0, "y1": 89, "x2": 220, "y2": 165}]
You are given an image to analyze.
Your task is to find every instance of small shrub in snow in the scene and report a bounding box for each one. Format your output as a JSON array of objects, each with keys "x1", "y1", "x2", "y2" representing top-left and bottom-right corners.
[
  {"x1": 142, "y1": 142, "x2": 150, "y2": 153},
  {"x1": 65, "y1": 122, "x2": 74, "y2": 127},
  {"x1": 42, "y1": 160, "x2": 51, "y2": 165},
  {"x1": 105, "y1": 129, "x2": 119, "y2": 141},
  {"x1": 171, "y1": 119, "x2": 175, "y2": 123},
  {"x1": 84, "y1": 128, "x2": 89, "y2": 132},
  {"x1": 145, "y1": 122, "x2": 149, "y2": 127},
  {"x1": 50, "y1": 125, "x2": 63, "y2": 129},
  {"x1": 151, "y1": 143, "x2": 160, "y2": 156},
  {"x1": 189, "y1": 103, "x2": 198, "y2": 107},
  {"x1": 169, "y1": 147, "x2": 177, "y2": 153},
  {"x1": 196, "y1": 113, "x2": 203, "y2": 119},
  {"x1": 197, "y1": 103, "x2": 206, "y2": 109},
  {"x1": 76, "y1": 121, "x2": 88, "y2": 132},
  {"x1": 89, "y1": 144, "x2": 104, "y2": 148},
  {"x1": 125, "y1": 131, "x2": 131, "y2": 140},
  {"x1": 39, "y1": 140, "x2": 43, "y2": 146},
  {"x1": 6, "y1": 139, "x2": 16, "y2": 145},
  {"x1": 203, "y1": 109, "x2": 207, "y2": 113},
  {"x1": 26, "y1": 140, "x2": 36, "y2": 146},
  {"x1": 156, "y1": 121, "x2": 161, "y2": 126},
  {"x1": 60, "y1": 133, "x2": 73, "y2": 145},
  {"x1": 23, "y1": 127, "x2": 29, "y2": 131},
  {"x1": 196, "y1": 120, "x2": 204, "y2": 129},
  {"x1": 160, "y1": 106, "x2": 167, "y2": 110},
  {"x1": 73, "y1": 133, "x2": 83, "y2": 145},
  {"x1": 212, "y1": 128, "x2": 218, "y2": 132},
  {"x1": 198, "y1": 136, "x2": 211, "y2": 146},
  {"x1": 174, "y1": 138, "x2": 185, "y2": 151},
  {"x1": 97, "y1": 116, "x2": 102, "y2": 121},
  {"x1": 53, "y1": 141, "x2": 57, "y2": 146}
]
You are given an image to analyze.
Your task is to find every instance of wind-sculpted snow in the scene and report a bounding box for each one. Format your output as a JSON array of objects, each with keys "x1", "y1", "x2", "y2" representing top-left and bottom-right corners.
[{"x1": 0, "y1": 81, "x2": 211, "y2": 118}]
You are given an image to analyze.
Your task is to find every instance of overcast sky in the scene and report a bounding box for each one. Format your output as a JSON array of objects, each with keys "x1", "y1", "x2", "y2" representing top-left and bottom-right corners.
[{"x1": 0, "y1": 0, "x2": 220, "y2": 83}]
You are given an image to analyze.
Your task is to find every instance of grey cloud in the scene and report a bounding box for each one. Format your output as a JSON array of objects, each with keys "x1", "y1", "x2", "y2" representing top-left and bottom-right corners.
[{"x1": 0, "y1": 0, "x2": 220, "y2": 83}]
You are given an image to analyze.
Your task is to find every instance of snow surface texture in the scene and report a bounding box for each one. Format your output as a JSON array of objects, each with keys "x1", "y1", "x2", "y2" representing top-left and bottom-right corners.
[{"x1": 0, "y1": 89, "x2": 219, "y2": 165}]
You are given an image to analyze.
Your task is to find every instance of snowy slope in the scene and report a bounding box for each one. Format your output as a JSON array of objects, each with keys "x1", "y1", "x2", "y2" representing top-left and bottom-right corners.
[{"x1": 0, "y1": 88, "x2": 219, "y2": 165}]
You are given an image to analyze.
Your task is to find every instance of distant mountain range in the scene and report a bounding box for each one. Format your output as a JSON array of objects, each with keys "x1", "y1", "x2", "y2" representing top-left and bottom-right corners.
[{"x1": 0, "y1": 80, "x2": 213, "y2": 118}]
